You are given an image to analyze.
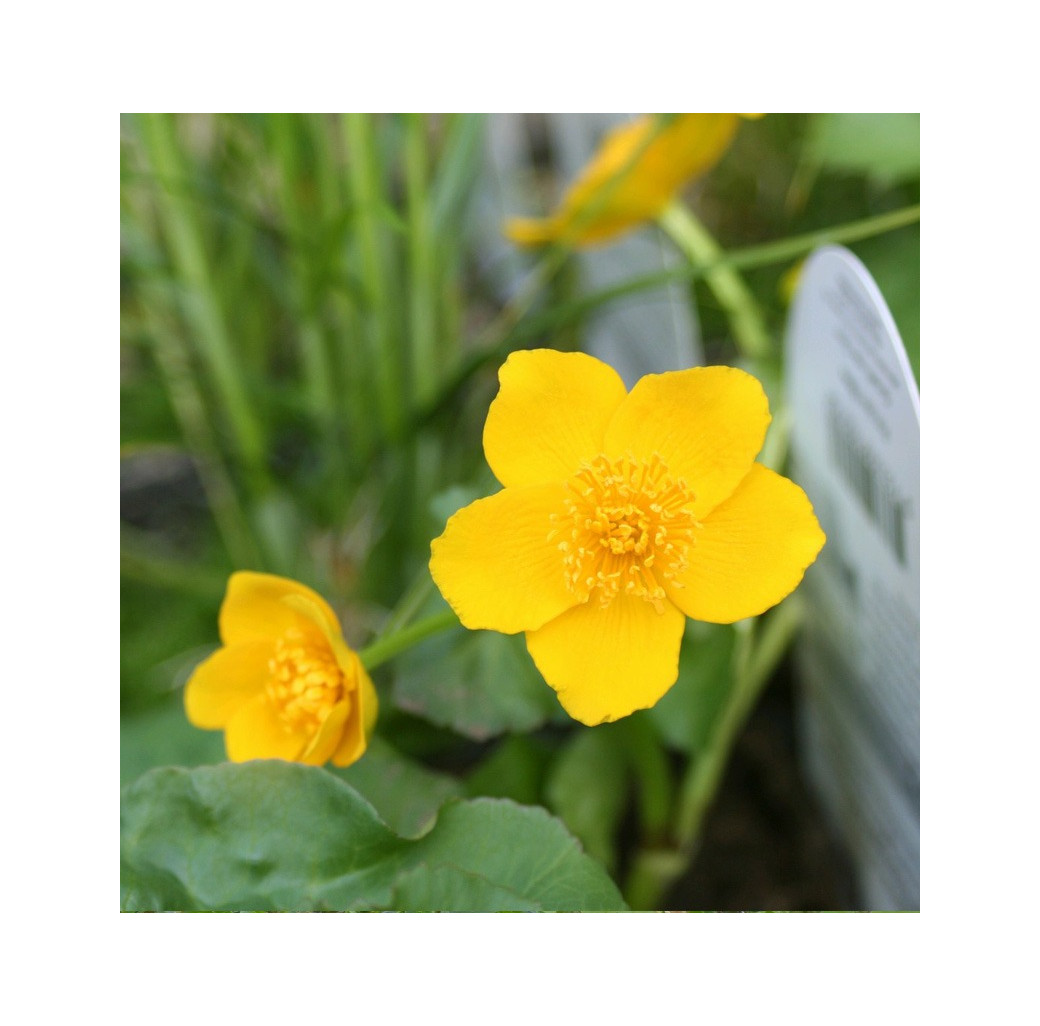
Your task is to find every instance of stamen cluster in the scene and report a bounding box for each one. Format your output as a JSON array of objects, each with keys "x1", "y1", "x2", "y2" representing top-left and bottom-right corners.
[
  {"x1": 551, "y1": 453, "x2": 699, "y2": 611},
  {"x1": 266, "y1": 629, "x2": 344, "y2": 732}
]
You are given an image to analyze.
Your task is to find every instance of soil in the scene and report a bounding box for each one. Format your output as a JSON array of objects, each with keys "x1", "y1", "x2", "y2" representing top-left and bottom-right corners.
[{"x1": 664, "y1": 665, "x2": 859, "y2": 912}]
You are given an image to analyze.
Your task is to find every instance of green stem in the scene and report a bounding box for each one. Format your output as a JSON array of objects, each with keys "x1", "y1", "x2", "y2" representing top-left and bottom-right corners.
[
  {"x1": 620, "y1": 601, "x2": 802, "y2": 911},
  {"x1": 618, "y1": 713, "x2": 680, "y2": 911},
  {"x1": 623, "y1": 849, "x2": 692, "y2": 913},
  {"x1": 674, "y1": 597, "x2": 804, "y2": 849},
  {"x1": 620, "y1": 715, "x2": 674, "y2": 840},
  {"x1": 418, "y1": 204, "x2": 920, "y2": 429},
  {"x1": 379, "y1": 567, "x2": 437, "y2": 637},
  {"x1": 759, "y1": 401, "x2": 792, "y2": 474},
  {"x1": 658, "y1": 201, "x2": 773, "y2": 360},
  {"x1": 358, "y1": 609, "x2": 459, "y2": 672}
]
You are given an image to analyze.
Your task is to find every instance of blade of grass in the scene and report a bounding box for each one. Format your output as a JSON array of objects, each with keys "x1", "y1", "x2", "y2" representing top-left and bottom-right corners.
[
  {"x1": 430, "y1": 113, "x2": 487, "y2": 239},
  {"x1": 270, "y1": 114, "x2": 338, "y2": 422},
  {"x1": 658, "y1": 201, "x2": 773, "y2": 360},
  {"x1": 429, "y1": 114, "x2": 487, "y2": 372},
  {"x1": 404, "y1": 113, "x2": 439, "y2": 408},
  {"x1": 269, "y1": 114, "x2": 350, "y2": 499},
  {"x1": 343, "y1": 113, "x2": 405, "y2": 440},
  {"x1": 131, "y1": 285, "x2": 262, "y2": 569},
  {"x1": 137, "y1": 113, "x2": 270, "y2": 498},
  {"x1": 120, "y1": 529, "x2": 230, "y2": 598},
  {"x1": 307, "y1": 114, "x2": 373, "y2": 471}
]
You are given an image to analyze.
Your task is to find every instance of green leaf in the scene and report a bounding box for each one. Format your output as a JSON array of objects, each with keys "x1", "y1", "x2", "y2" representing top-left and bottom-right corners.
[
  {"x1": 388, "y1": 864, "x2": 540, "y2": 912},
  {"x1": 415, "y1": 799, "x2": 626, "y2": 911},
  {"x1": 392, "y1": 606, "x2": 564, "y2": 740},
  {"x1": 121, "y1": 762, "x2": 403, "y2": 911},
  {"x1": 545, "y1": 726, "x2": 629, "y2": 872},
  {"x1": 648, "y1": 622, "x2": 737, "y2": 753},
  {"x1": 121, "y1": 762, "x2": 627, "y2": 911},
  {"x1": 330, "y1": 735, "x2": 463, "y2": 838},
  {"x1": 808, "y1": 113, "x2": 920, "y2": 182}
]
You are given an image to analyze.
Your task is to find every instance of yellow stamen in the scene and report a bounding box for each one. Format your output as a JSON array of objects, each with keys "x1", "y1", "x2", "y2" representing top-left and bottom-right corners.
[
  {"x1": 558, "y1": 453, "x2": 699, "y2": 612},
  {"x1": 265, "y1": 629, "x2": 345, "y2": 733}
]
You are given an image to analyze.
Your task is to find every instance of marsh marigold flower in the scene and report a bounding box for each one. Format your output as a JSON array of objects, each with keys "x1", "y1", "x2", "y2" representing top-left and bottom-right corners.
[
  {"x1": 429, "y1": 349, "x2": 824, "y2": 725},
  {"x1": 185, "y1": 572, "x2": 377, "y2": 766},
  {"x1": 505, "y1": 114, "x2": 763, "y2": 248}
]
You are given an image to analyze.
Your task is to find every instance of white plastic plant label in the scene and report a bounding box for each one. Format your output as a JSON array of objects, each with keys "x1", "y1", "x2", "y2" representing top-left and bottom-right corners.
[{"x1": 785, "y1": 244, "x2": 920, "y2": 911}]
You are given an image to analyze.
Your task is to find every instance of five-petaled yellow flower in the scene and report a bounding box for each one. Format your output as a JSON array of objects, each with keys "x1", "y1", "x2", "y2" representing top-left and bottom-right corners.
[
  {"x1": 429, "y1": 349, "x2": 824, "y2": 725},
  {"x1": 505, "y1": 114, "x2": 763, "y2": 248},
  {"x1": 185, "y1": 572, "x2": 378, "y2": 766}
]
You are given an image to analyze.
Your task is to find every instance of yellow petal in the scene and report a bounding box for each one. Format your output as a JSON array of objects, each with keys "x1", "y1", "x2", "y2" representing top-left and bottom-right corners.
[
  {"x1": 430, "y1": 482, "x2": 582, "y2": 633},
  {"x1": 331, "y1": 669, "x2": 378, "y2": 768},
  {"x1": 298, "y1": 698, "x2": 353, "y2": 766},
  {"x1": 329, "y1": 649, "x2": 378, "y2": 768},
  {"x1": 665, "y1": 463, "x2": 826, "y2": 624},
  {"x1": 224, "y1": 692, "x2": 308, "y2": 762},
  {"x1": 183, "y1": 639, "x2": 272, "y2": 729},
  {"x1": 525, "y1": 594, "x2": 685, "y2": 725},
  {"x1": 604, "y1": 364, "x2": 771, "y2": 518},
  {"x1": 503, "y1": 216, "x2": 562, "y2": 247},
  {"x1": 360, "y1": 667, "x2": 379, "y2": 737},
  {"x1": 483, "y1": 348, "x2": 627, "y2": 488},
  {"x1": 506, "y1": 114, "x2": 742, "y2": 247},
  {"x1": 218, "y1": 571, "x2": 341, "y2": 646}
]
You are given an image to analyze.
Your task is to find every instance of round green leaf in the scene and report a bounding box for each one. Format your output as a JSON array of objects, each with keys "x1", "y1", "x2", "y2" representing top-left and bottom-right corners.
[{"x1": 121, "y1": 762, "x2": 627, "y2": 912}]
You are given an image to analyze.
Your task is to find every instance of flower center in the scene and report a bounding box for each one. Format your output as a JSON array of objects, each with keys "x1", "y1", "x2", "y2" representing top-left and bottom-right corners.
[
  {"x1": 551, "y1": 453, "x2": 699, "y2": 611},
  {"x1": 266, "y1": 629, "x2": 344, "y2": 733}
]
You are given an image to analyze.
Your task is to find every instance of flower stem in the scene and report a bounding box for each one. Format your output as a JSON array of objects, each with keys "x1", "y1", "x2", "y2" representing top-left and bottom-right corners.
[
  {"x1": 358, "y1": 608, "x2": 459, "y2": 672},
  {"x1": 658, "y1": 201, "x2": 773, "y2": 360},
  {"x1": 619, "y1": 714, "x2": 674, "y2": 840},
  {"x1": 674, "y1": 597, "x2": 804, "y2": 850},
  {"x1": 622, "y1": 599, "x2": 803, "y2": 911},
  {"x1": 420, "y1": 204, "x2": 919, "y2": 427},
  {"x1": 623, "y1": 848, "x2": 691, "y2": 913}
]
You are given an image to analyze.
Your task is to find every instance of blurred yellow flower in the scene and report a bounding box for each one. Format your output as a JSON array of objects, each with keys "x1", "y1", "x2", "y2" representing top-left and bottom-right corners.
[
  {"x1": 429, "y1": 349, "x2": 824, "y2": 725},
  {"x1": 185, "y1": 572, "x2": 378, "y2": 766},
  {"x1": 505, "y1": 114, "x2": 763, "y2": 247}
]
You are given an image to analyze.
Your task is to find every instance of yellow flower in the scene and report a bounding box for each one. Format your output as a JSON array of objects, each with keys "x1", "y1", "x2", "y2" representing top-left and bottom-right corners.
[
  {"x1": 505, "y1": 114, "x2": 764, "y2": 247},
  {"x1": 429, "y1": 349, "x2": 824, "y2": 725},
  {"x1": 185, "y1": 572, "x2": 378, "y2": 766}
]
